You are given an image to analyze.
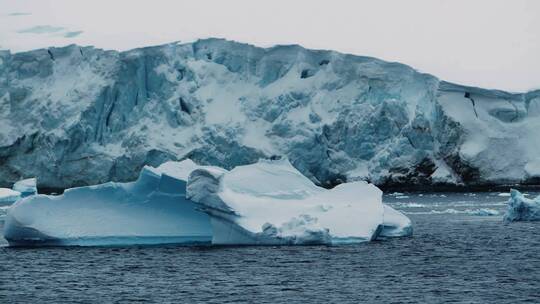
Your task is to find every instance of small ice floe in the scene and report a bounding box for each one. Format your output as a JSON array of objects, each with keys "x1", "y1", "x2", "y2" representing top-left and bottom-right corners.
[
  {"x1": 12, "y1": 178, "x2": 37, "y2": 197},
  {"x1": 0, "y1": 178, "x2": 38, "y2": 206},
  {"x1": 498, "y1": 193, "x2": 511, "y2": 197},
  {"x1": 503, "y1": 189, "x2": 540, "y2": 222},
  {"x1": 471, "y1": 208, "x2": 500, "y2": 216},
  {"x1": 405, "y1": 208, "x2": 500, "y2": 216},
  {"x1": 404, "y1": 203, "x2": 425, "y2": 208}
]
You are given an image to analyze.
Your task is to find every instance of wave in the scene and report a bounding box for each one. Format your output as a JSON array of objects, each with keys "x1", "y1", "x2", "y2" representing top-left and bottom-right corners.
[{"x1": 404, "y1": 208, "x2": 501, "y2": 216}]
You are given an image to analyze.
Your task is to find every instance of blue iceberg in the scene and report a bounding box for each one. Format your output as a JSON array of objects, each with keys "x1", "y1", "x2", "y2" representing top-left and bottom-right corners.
[
  {"x1": 3, "y1": 160, "x2": 218, "y2": 246},
  {"x1": 503, "y1": 189, "x2": 540, "y2": 222}
]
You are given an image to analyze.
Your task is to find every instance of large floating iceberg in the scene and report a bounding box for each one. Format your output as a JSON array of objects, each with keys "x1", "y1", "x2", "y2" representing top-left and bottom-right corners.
[
  {"x1": 187, "y1": 159, "x2": 412, "y2": 245},
  {"x1": 503, "y1": 189, "x2": 540, "y2": 222},
  {"x1": 3, "y1": 160, "x2": 220, "y2": 246}
]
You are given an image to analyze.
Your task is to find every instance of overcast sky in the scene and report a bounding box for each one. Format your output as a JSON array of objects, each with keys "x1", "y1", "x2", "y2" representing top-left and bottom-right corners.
[{"x1": 0, "y1": 0, "x2": 538, "y2": 92}]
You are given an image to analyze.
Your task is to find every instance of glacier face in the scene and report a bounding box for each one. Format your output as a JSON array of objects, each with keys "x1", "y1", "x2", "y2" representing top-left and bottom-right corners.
[
  {"x1": 187, "y1": 159, "x2": 411, "y2": 245},
  {"x1": 1, "y1": 38, "x2": 539, "y2": 190}
]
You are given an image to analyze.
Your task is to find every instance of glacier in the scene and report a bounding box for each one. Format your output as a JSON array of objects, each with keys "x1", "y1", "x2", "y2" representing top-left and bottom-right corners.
[
  {"x1": 187, "y1": 159, "x2": 412, "y2": 245},
  {"x1": 1, "y1": 38, "x2": 539, "y2": 190},
  {"x1": 3, "y1": 160, "x2": 219, "y2": 246},
  {"x1": 503, "y1": 189, "x2": 540, "y2": 222}
]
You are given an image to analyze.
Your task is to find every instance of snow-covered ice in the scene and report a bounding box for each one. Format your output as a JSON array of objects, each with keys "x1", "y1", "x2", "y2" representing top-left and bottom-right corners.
[
  {"x1": 379, "y1": 204, "x2": 413, "y2": 237},
  {"x1": 12, "y1": 178, "x2": 37, "y2": 197},
  {"x1": 4, "y1": 158, "x2": 412, "y2": 247},
  {"x1": 503, "y1": 189, "x2": 540, "y2": 222},
  {"x1": 3, "y1": 160, "x2": 218, "y2": 246},
  {"x1": 187, "y1": 158, "x2": 412, "y2": 245},
  {"x1": 0, "y1": 188, "x2": 20, "y2": 204}
]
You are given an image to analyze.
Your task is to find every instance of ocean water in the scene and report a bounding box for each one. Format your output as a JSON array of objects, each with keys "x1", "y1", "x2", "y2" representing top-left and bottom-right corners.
[{"x1": 1, "y1": 192, "x2": 539, "y2": 303}]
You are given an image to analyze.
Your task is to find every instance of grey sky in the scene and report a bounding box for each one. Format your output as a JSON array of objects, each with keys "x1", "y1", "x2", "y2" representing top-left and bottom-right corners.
[{"x1": 0, "y1": 0, "x2": 538, "y2": 92}]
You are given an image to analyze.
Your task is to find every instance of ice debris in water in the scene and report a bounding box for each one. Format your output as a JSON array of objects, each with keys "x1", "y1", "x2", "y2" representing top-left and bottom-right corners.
[
  {"x1": 472, "y1": 208, "x2": 500, "y2": 216},
  {"x1": 3, "y1": 160, "x2": 224, "y2": 247},
  {"x1": 187, "y1": 158, "x2": 412, "y2": 245},
  {"x1": 503, "y1": 189, "x2": 540, "y2": 222}
]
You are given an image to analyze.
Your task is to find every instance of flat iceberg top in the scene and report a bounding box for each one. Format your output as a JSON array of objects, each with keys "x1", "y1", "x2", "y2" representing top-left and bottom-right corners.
[
  {"x1": 188, "y1": 159, "x2": 403, "y2": 244},
  {"x1": 154, "y1": 159, "x2": 200, "y2": 181},
  {"x1": 221, "y1": 159, "x2": 323, "y2": 200}
]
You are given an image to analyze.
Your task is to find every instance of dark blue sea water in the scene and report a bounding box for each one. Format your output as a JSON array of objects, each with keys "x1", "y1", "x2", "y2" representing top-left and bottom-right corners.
[{"x1": 1, "y1": 192, "x2": 539, "y2": 303}]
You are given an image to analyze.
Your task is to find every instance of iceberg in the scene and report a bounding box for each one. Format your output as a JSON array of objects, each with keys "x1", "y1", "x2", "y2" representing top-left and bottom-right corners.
[
  {"x1": 3, "y1": 160, "x2": 220, "y2": 247},
  {"x1": 379, "y1": 204, "x2": 413, "y2": 238},
  {"x1": 12, "y1": 178, "x2": 37, "y2": 197},
  {"x1": 503, "y1": 189, "x2": 540, "y2": 222},
  {"x1": 187, "y1": 159, "x2": 412, "y2": 245},
  {"x1": 0, "y1": 177, "x2": 37, "y2": 205},
  {"x1": 0, "y1": 188, "x2": 21, "y2": 204}
]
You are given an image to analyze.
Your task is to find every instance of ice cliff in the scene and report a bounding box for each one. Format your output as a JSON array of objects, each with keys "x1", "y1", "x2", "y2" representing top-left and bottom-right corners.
[{"x1": 1, "y1": 38, "x2": 539, "y2": 190}]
